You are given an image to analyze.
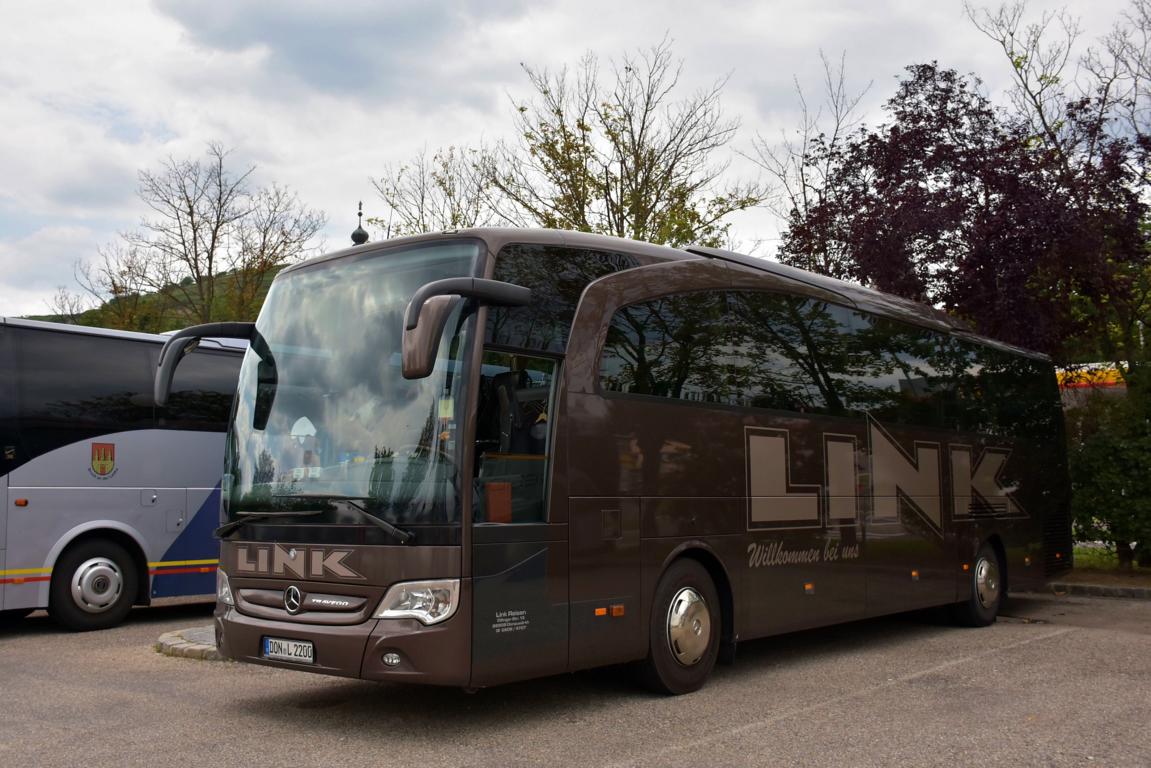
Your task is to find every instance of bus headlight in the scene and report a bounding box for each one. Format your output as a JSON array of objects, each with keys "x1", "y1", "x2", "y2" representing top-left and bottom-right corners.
[
  {"x1": 373, "y1": 579, "x2": 459, "y2": 625},
  {"x1": 217, "y1": 569, "x2": 235, "y2": 606}
]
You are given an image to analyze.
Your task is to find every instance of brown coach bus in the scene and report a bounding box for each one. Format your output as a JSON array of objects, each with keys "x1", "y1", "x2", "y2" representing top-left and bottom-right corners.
[{"x1": 154, "y1": 228, "x2": 1071, "y2": 694}]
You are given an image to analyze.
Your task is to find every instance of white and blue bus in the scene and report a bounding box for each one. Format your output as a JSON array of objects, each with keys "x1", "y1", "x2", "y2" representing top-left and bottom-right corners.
[{"x1": 0, "y1": 318, "x2": 242, "y2": 630}]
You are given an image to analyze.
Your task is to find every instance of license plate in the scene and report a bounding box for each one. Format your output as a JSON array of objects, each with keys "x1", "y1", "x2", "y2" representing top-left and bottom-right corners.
[{"x1": 262, "y1": 636, "x2": 314, "y2": 664}]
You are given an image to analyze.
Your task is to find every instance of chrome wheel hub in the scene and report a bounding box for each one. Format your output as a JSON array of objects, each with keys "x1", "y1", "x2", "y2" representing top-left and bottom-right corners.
[
  {"x1": 71, "y1": 557, "x2": 123, "y2": 614},
  {"x1": 667, "y1": 587, "x2": 711, "y2": 666},
  {"x1": 975, "y1": 556, "x2": 1000, "y2": 609}
]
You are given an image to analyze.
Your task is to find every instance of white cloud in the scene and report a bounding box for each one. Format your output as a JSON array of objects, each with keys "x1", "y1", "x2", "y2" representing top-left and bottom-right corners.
[
  {"x1": 0, "y1": 0, "x2": 1135, "y2": 316},
  {"x1": 0, "y1": 225, "x2": 103, "y2": 316}
]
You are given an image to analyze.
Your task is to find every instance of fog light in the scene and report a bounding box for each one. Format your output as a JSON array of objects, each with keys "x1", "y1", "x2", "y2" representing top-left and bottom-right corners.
[{"x1": 382, "y1": 652, "x2": 401, "y2": 667}]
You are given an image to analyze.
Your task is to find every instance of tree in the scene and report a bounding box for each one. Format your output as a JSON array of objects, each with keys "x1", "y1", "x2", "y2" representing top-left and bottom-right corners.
[
  {"x1": 967, "y1": 0, "x2": 1151, "y2": 389},
  {"x1": 748, "y1": 51, "x2": 871, "y2": 279},
  {"x1": 369, "y1": 146, "x2": 498, "y2": 238},
  {"x1": 87, "y1": 144, "x2": 326, "y2": 330},
  {"x1": 76, "y1": 243, "x2": 169, "y2": 330},
  {"x1": 44, "y1": 286, "x2": 91, "y2": 325},
  {"x1": 373, "y1": 39, "x2": 762, "y2": 248},
  {"x1": 778, "y1": 58, "x2": 1151, "y2": 360},
  {"x1": 1066, "y1": 395, "x2": 1151, "y2": 568}
]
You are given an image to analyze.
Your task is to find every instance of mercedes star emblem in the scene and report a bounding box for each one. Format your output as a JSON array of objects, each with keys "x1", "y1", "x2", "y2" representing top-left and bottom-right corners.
[{"x1": 284, "y1": 585, "x2": 303, "y2": 614}]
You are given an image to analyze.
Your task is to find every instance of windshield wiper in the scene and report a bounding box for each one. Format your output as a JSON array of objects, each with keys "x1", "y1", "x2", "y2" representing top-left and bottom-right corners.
[
  {"x1": 214, "y1": 510, "x2": 325, "y2": 539},
  {"x1": 336, "y1": 498, "x2": 415, "y2": 545}
]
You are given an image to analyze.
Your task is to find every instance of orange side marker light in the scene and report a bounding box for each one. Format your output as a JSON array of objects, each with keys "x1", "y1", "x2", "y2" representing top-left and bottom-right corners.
[
  {"x1": 1055, "y1": 552, "x2": 1063, "y2": 560},
  {"x1": 14, "y1": 498, "x2": 28, "y2": 507},
  {"x1": 594, "y1": 607, "x2": 607, "y2": 617},
  {"x1": 803, "y1": 582, "x2": 815, "y2": 595},
  {"x1": 962, "y1": 563, "x2": 970, "y2": 572},
  {"x1": 610, "y1": 604, "x2": 625, "y2": 618},
  {"x1": 911, "y1": 569, "x2": 920, "y2": 581}
]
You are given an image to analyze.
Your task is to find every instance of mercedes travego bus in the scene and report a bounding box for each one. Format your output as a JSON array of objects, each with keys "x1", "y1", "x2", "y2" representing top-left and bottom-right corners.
[
  {"x1": 154, "y1": 229, "x2": 1071, "y2": 694},
  {"x1": 1, "y1": 319, "x2": 243, "y2": 630}
]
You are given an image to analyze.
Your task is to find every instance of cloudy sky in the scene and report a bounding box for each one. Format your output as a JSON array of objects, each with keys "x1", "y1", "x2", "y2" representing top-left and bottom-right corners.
[{"x1": 0, "y1": 0, "x2": 1130, "y2": 316}]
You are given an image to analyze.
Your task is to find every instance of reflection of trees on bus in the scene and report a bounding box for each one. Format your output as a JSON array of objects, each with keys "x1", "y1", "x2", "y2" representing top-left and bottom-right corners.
[
  {"x1": 488, "y1": 244, "x2": 641, "y2": 354},
  {"x1": 600, "y1": 290, "x2": 1059, "y2": 444}
]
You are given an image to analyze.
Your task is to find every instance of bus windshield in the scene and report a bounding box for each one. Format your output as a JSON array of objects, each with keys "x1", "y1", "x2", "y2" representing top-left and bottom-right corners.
[{"x1": 222, "y1": 241, "x2": 480, "y2": 529}]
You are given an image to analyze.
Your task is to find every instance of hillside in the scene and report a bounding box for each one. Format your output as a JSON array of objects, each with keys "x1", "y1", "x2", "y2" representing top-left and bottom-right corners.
[{"x1": 24, "y1": 266, "x2": 286, "y2": 332}]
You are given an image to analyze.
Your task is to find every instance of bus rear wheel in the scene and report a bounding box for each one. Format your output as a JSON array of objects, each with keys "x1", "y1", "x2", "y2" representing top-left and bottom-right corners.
[
  {"x1": 951, "y1": 543, "x2": 1003, "y2": 627},
  {"x1": 639, "y1": 558, "x2": 721, "y2": 695},
  {"x1": 49, "y1": 539, "x2": 138, "y2": 631}
]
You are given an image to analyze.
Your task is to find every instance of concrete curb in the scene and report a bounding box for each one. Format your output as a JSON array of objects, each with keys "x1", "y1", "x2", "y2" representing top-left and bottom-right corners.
[
  {"x1": 155, "y1": 626, "x2": 226, "y2": 661},
  {"x1": 1045, "y1": 582, "x2": 1151, "y2": 600}
]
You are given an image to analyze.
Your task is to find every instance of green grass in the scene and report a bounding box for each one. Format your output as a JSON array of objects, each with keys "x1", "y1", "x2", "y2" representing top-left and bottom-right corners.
[
  {"x1": 1073, "y1": 544, "x2": 1151, "y2": 573},
  {"x1": 1074, "y1": 545, "x2": 1122, "y2": 569}
]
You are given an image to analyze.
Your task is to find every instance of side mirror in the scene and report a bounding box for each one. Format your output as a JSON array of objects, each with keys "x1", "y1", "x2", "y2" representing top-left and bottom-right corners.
[
  {"x1": 402, "y1": 295, "x2": 463, "y2": 380},
  {"x1": 402, "y1": 278, "x2": 532, "y2": 380},
  {"x1": 155, "y1": 322, "x2": 254, "y2": 406}
]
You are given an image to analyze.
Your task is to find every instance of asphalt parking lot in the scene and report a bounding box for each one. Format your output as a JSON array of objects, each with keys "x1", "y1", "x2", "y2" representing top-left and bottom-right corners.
[{"x1": 1, "y1": 594, "x2": 1149, "y2": 768}]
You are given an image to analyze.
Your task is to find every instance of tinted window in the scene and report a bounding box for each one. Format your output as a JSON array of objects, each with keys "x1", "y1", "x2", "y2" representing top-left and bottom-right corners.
[
  {"x1": 954, "y1": 342, "x2": 1058, "y2": 438},
  {"x1": 831, "y1": 314, "x2": 965, "y2": 428},
  {"x1": 472, "y1": 350, "x2": 558, "y2": 523},
  {"x1": 601, "y1": 291, "x2": 721, "y2": 401},
  {"x1": 0, "y1": 327, "x2": 19, "y2": 475},
  {"x1": 486, "y1": 244, "x2": 641, "y2": 353},
  {"x1": 601, "y1": 291, "x2": 856, "y2": 413},
  {"x1": 164, "y1": 349, "x2": 243, "y2": 431},
  {"x1": 14, "y1": 328, "x2": 155, "y2": 459},
  {"x1": 600, "y1": 290, "x2": 1046, "y2": 432}
]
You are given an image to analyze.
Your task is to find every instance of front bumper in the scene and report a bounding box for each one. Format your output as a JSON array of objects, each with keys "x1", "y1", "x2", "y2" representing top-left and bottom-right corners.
[{"x1": 215, "y1": 586, "x2": 472, "y2": 686}]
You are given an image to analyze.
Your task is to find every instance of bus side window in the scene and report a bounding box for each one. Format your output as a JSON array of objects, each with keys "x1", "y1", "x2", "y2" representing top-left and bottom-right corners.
[
  {"x1": 14, "y1": 328, "x2": 154, "y2": 460},
  {"x1": 162, "y1": 349, "x2": 243, "y2": 431},
  {"x1": 0, "y1": 327, "x2": 19, "y2": 474},
  {"x1": 474, "y1": 351, "x2": 556, "y2": 523}
]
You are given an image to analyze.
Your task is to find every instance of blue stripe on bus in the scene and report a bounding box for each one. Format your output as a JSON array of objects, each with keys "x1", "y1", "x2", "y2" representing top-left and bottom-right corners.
[{"x1": 151, "y1": 486, "x2": 221, "y2": 598}]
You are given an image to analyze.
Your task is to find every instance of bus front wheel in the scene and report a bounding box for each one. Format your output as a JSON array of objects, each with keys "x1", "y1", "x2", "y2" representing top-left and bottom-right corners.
[
  {"x1": 49, "y1": 539, "x2": 138, "y2": 631},
  {"x1": 639, "y1": 558, "x2": 721, "y2": 695},
  {"x1": 951, "y1": 543, "x2": 1003, "y2": 627}
]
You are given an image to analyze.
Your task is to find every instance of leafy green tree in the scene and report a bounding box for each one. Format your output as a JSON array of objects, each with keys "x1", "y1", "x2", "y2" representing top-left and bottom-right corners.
[{"x1": 1066, "y1": 396, "x2": 1151, "y2": 568}]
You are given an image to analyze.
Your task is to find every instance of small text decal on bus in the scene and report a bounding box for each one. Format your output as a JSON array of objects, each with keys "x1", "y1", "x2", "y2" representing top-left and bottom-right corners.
[{"x1": 89, "y1": 442, "x2": 117, "y2": 479}]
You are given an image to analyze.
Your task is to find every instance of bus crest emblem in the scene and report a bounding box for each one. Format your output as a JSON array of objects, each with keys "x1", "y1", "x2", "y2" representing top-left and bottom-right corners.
[{"x1": 90, "y1": 442, "x2": 117, "y2": 478}]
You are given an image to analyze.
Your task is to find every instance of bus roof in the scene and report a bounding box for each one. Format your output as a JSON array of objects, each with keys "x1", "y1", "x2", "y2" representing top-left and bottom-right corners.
[
  {"x1": 278, "y1": 227, "x2": 1050, "y2": 362},
  {"x1": 1, "y1": 317, "x2": 246, "y2": 352}
]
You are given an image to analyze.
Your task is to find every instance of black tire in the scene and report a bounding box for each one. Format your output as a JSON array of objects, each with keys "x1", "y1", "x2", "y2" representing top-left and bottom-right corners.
[
  {"x1": 951, "y1": 543, "x2": 1003, "y2": 627},
  {"x1": 49, "y1": 538, "x2": 139, "y2": 631},
  {"x1": 639, "y1": 558, "x2": 721, "y2": 695}
]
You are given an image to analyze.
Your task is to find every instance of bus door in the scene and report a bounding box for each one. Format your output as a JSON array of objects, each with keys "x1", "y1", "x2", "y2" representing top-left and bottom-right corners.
[{"x1": 469, "y1": 349, "x2": 570, "y2": 687}]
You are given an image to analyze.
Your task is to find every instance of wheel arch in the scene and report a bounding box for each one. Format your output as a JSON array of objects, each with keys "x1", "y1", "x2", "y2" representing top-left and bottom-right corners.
[
  {"x1": 659, "y1": 541, "x2": 736, "y2": 651},
  {"x1": 44, "y1": 523, "x2": 151, "y2": 607}
]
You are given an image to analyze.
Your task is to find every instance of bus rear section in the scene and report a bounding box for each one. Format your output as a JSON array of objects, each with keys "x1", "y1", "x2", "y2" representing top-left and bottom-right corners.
[{"x1": 0, "y1": 319, "x2": 242, "y2": 630}]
